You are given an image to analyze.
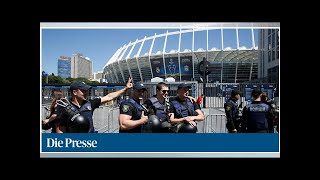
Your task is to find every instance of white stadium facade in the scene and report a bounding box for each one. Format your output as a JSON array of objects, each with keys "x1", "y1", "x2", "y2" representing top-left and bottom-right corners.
[{"x1": 102, "y1": 23, "x2": 279, "y2": 84}]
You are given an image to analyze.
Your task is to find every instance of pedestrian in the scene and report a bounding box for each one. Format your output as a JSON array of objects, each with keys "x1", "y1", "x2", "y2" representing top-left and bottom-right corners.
[{"x1": 196, "y1": 94, "x2": 204, "y2": 107}]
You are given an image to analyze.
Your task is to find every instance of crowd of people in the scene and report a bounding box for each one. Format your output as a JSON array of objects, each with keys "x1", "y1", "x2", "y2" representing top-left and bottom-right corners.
[
  {"x1": 42, "y1": 79, "x2": 278, "y2": 133},
  {"x1": 224, "y1": 89, "x2": 279, "y2": 133}
]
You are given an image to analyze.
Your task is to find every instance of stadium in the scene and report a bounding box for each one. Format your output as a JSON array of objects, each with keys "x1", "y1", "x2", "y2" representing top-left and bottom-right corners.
[{"x1": 103, "y1": 27, "x2": 259, "y2": 84}]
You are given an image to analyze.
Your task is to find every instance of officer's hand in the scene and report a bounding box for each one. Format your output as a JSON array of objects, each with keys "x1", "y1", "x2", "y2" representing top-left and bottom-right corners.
[
  {"x1": 184, "y1": 116, "x2": 195, "y2": 122},
  {"x1": 42, "y1": 119, "x2": 49, "y2": 125},
  {"x1": 187, "y1": 96, "x2": 196, "y2": 103},
  {"x1": 140, "y1": 111, "x2": 148, "y2": 124},
  {"x1": 189, "y1": 121, "x2": 196, "y2": 127},
  {"x1": 125, "y1": 77, "x2": 133, "y2": 89}
]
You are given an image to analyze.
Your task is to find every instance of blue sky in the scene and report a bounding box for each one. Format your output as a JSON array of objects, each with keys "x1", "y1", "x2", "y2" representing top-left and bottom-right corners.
[{"x1": 41, "y1": 28, "x2": 258, "y2": 75}]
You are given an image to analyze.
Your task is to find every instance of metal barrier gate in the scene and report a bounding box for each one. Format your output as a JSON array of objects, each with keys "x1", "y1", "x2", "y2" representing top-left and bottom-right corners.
[{"x1": 203, "y1": 114, "x2": 228, "y2": 133}]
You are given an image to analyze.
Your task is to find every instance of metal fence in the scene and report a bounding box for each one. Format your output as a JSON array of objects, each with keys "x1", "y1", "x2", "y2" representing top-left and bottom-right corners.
[
  {"x1": 203, "y1": 114, "x2": 228, "y2": 133},
  {"x1": 93, "y1": 107, "x2": 120, "y2": 133}
]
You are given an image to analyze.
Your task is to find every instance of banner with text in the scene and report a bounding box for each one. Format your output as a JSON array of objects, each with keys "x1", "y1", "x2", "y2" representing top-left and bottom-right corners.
[{"x1": 41, "y1": 133, "x2": 279, "y2": 152}]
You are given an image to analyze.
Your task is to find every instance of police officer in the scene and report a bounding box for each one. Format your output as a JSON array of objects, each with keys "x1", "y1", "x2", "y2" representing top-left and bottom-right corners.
[
  {"x1": 241, "y1": 89, "x2": 275, "y2": 133},
  {"x1": 261, "y1": 92, "x2": 278, "y2": 133},
  {"x1": 118, "y1": 82, "x2": 149, "y2": 133},
  {"x1": 55, "y1": 77, "x2": 133, "y2": 133},
  {"x1": 144, "y1": 82, "x2": 173, "y2": 133},
  {"x1": 168, "y1": 83, "x2": 205, "y2": 133},
  {"x1": 224, "y1": 90, "x2": 242, "y2": 133}
]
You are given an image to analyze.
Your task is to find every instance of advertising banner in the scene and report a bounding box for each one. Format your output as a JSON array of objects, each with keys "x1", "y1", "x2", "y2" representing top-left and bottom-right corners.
[
  {"x1": 260, "y1": 84, "x2": 275, "y2": 100},
  {"x1": 165, "y1": 57, "x2": 180, "y2": 79},
  {"x1": 150, "y1": 58, "x2": 165, "y2": 78},
  {"x1": 180, "y1": 56, "x2": 193, "y2": 81},
  {"x1": 223, "y1": 84, "x2": 238, "y2": 102}
]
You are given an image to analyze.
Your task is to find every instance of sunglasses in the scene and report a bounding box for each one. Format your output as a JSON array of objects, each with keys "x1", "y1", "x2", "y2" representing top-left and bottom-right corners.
[{"x1": 161, "y1": 90, "x2": 169, "y2": 93}]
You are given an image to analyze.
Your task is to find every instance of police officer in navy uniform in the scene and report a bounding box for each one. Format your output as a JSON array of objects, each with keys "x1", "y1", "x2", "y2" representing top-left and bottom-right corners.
[
  {"x1": 261, "y1": 92, "x2": 278, "y2": 133},
  {"x1": 55, "y1": 78, "x2": 132, "y2": 133},
  {"x1": 144, "y1": 82, "x2": 173, "y2": 133},
  {"x1": 118, "y1": 82, "x2": 149, "y2": 133},
  {"x1": 168, "y1": 83, "x2": 205, "y2": 133},
  {"x1": 241, "y1": 89, "x2": 275, "y2": 133},
  {"x1": 224, "y1": 90, "x2": 242, "y2": 133}
]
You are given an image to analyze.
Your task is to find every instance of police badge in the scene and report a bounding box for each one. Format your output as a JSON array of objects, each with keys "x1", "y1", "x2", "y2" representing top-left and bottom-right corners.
[{"x1": 122, "y1": 105, "x2": 129, "y2": 112}]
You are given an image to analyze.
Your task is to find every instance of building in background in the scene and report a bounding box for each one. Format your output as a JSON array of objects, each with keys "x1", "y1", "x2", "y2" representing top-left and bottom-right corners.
[
  {"x1": 92, "y1": 71, "x2": 106, "y2": 83},
  {"x1": 57, "y1": 56, "x2": 71, "y2": 78},
  {"x1": 258, "y1": 29, "x2": 279, "y2": 83},
  {"x1": 71, "y1": 53, "x2": 92, "y2": 79}
]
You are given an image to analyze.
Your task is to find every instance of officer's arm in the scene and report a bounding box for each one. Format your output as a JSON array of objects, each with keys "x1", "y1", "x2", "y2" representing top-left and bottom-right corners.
[
  {"x1": 168, "y1": 104, "x2": 184, "y2": 124},
  {"x1": 266, "y1": 107, "x2": 275, "y2": 132},
  {"x1": 224, "y1": 102, "x2": 235, "y2": 129},
  {"x1": 240, "y1": 107, "x2": 248, "y2": 132},
  {"x1": 119, "y1": 105, "x2": 148, "y2": 130},
  {"x1": 119, "y1": 113, "x2": 148, "y2": 130},
  {"x1": 185, "y1": 109, "x2": 204, "y2": 122},
  {"x1": 170, "y1": 114, "x2": 185, "y2": 124},
  {"x1": 100, "y1": 77, "x2": 133, "y2": 104},
  {"x1": 193, "y1": 109, "x2": 205, "y2": 121},
  {"x1": 187, "y1": 96, "x2": 196, "y2": 103}
]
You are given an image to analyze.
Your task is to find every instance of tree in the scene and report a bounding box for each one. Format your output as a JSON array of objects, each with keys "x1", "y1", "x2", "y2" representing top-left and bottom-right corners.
[{"x1": 47, "y1": 75, "x2": 64, "y2": 84}]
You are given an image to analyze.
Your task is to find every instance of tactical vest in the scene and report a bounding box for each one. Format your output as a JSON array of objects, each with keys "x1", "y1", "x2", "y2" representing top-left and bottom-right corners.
[
  {"x1": 127, "y1": 98, "x2": 145, "y2": 120},
  {"x1": 148, "y1": 97, "x2": 168, "y2": 122},
  {"x1": 226, "y1": 98, "x2": 240, "y2": 120},
  {"x1": 245, "y1": 102, "x2": 270, "y2": 131},
  {"x1": 119, "y1": 98, "x2": 144, "y2": 133},
  {"x1": 70, "y1": 101, "x2": 94, "y2": 133},
  {"x1": 171, "y1": 98, "x2": 195, "y2": 118}
]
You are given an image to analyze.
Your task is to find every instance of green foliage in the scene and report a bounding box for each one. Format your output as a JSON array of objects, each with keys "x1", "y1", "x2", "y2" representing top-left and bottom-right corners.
[
  {"x1": 43, "y1": 75, "x2": 101, "y2": 84},
  {"x1": 48, "y1": 75, "x2": 64, "y2": 84}
]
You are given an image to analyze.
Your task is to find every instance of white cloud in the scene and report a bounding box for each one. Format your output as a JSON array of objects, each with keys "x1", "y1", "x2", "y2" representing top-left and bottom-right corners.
[{"x1": 239, "y1": 46, "x2": 247, "y2": 50}]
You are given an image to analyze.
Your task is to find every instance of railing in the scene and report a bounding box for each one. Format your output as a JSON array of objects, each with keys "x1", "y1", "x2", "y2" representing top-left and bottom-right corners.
[
  {"x1": 203, "y1": 114, "x2": 227, "y2": 133},
  {"x1": 94, "y1": 107, "x2": 120, "y2": 133}
]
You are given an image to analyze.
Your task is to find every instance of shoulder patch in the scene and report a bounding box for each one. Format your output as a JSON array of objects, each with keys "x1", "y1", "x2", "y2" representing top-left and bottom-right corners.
[{"x1": 122, "y1": 105, "x2": 130, "y2": 112}]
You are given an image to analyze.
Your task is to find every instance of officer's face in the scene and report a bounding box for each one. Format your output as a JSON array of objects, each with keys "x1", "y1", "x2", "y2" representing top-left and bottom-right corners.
[
  {"x1": 134, "y1": 88, "x2": 146, "y2": 99},
  {"x1": 235, "y1": 94, "x2": 240, "y2": 100},
  {"x1": 73, "y1": 89, "x2": 88, "y2": 101},
  {"x1": 177, "y1": 88, "x2": 189, "y2": 98},
  {"x1": 158, "y1": 87, "x2": 169, "y2": 99}
]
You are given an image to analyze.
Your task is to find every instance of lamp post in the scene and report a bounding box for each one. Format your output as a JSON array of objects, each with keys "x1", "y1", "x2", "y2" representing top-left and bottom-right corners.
[{"x1": 202, "y1": 57, "x2": 207, "y2": 108}]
